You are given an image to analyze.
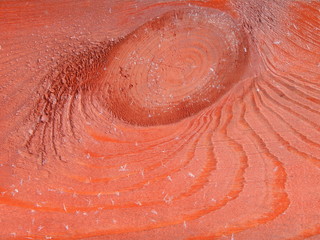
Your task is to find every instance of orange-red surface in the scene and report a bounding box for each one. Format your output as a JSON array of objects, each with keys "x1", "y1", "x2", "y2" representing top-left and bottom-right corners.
[{"x1": 0, "y1": 0, "x2": 319, "y2": 239}]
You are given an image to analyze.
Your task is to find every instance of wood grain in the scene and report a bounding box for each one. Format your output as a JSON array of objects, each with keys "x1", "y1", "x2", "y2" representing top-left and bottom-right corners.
[{"x1": 0, "y1": 0, "x2": 319, "y2": 239}]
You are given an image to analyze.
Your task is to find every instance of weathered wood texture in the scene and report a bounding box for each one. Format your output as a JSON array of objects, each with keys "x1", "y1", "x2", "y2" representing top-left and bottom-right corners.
[{"x1": 0, "y1": 0, "x2": 319, "y2": 239}]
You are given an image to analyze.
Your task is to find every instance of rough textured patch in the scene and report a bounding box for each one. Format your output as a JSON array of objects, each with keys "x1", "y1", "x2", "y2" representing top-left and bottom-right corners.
[{"x1": 0, "y1": 0, "x2": 319, "y2": 239}]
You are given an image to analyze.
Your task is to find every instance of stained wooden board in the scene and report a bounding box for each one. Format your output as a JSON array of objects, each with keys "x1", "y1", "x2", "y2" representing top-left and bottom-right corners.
[{"x1": 0, "y1": 0, "x2": 319, "y2": 239}]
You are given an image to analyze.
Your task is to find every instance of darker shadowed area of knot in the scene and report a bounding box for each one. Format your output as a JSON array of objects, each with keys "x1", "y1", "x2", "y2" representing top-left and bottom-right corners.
[{"x1": 25, "y1": 40, "x2": 116, "y2": 165}]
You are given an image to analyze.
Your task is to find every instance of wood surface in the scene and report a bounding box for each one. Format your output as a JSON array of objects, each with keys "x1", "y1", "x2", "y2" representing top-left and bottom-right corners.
[{"x1": 0, "y1": 0, "x2": 319, "y2": 239}]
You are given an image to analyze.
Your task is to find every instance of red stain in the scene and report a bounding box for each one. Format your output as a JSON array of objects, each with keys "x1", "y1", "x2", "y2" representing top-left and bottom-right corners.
[{"x1": 0, "y1": 0, "x2": 319, "y2": 240}]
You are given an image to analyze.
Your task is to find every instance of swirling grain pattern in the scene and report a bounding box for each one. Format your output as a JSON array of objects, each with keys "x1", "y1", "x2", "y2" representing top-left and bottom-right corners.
[{"x1": 0, "y1": 0, "x2": 319, "y2": 239}]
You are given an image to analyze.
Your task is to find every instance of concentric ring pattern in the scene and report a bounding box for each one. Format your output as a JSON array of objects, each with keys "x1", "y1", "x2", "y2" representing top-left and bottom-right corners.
[
  {"x1": 0, "y1": 0, "x2": 319, "y2": 240},
  {"x1": 99, "y1": 8, "x2": 246, "y2": 126}
]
